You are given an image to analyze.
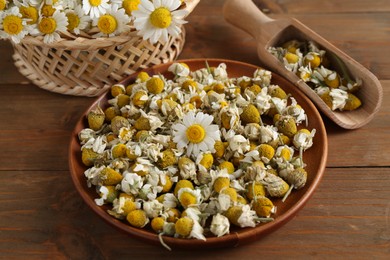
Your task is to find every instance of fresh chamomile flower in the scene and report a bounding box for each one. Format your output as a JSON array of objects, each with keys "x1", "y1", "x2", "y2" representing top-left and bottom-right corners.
[
  {"x1": 65, "y1": 4, "x2": 90, "y2": 35},
  {"x1": 172, "y1": 111, "x2": 220, "y2": 158},
  {"x1": 92, "y1": 5, "x2": 130, "y2": 37},
  {"x1": 0, "y1": 6, "x2": 29, "y2": 43},
  {"x1": 14, "y1": 0, "x2": 40, "y2": 25},
  {"x1": 35, "y1": 9, "x2": 68, "y2": 43},
  {"x1": 111, "y1": 0, "x2": 140, "y2": 16},
  {"x1": 82, "y1": 0, "x2": 109, "y2": 19},
  {"x1": 133, "y1": 0, "x2": 188, "y2": 44},
  {"x1": 0, "y1": 0, "x2": 8, "y2": 11}
]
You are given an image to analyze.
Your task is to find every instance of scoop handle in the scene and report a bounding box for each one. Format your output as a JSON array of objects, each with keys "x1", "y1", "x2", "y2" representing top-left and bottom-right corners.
[{"x1": 223, "y1": 0, "x2": 273, "y2": 41}]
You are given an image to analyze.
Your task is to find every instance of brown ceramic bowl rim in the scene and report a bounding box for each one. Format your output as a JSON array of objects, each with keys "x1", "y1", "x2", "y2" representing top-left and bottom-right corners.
[{"x1": 69, "y1": 58, "x2": 328, "y2": 249}]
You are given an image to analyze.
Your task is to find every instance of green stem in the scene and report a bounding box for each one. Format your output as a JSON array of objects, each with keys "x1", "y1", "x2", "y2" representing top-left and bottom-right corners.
[{"x1": 282, "y1": 184, "x2": 294, "y2": 202}]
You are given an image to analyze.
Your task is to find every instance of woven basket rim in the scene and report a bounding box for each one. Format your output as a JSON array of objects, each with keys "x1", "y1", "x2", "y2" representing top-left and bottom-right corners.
[{"x1": 16, "y1": 0, "x2": 200, "y2": 49}]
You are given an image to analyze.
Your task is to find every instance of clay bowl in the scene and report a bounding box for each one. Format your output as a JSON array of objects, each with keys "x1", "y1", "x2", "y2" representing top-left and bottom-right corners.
[{"x1": 69, "y1": 59, "x2": 328, "y2": 249}]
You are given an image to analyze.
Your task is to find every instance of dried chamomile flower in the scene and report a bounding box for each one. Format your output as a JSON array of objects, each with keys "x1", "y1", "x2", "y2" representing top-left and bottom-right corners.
[
  {"x1": 177, "y1": 187, "x2": 201, "y2": 208},
  {"x1": 173, "y1": 179, "x2": 194, "y2": 197},
  {"x1": 240, "y1": 104, "x2": 261, "y2": 125},
  {"x1": 252, "y1": 196, "x2": 276, "y2": 218},
  {"x1": 111, "y1": 116, "x2": 130, "y2": 135},
  {"x1": 100, "y1": 167, "x2": 123, "y2": 185},
  {"x1": 343, "y1": 93, "x2": 362, "y2": 111},
  {"x1": 151, "y1": 216, "x2": 166, "y2": 233},
  {"x1": 175, "y1": 216, "x2": 206, "y2": 241},
  {"x1": 282, "y1": 167, "x2": 308, "y2": 202},
  {"x1": 177, "y1": 156, "x2": 196, "y2": 180},
  {"x1": 95, "y1": 185, "x2": 118, "y2": 206},
  {"x1": 108, "y1": 193, "x2": 138, "y2": 219},
  {"x1": 127, "y1": 209, "x2": 149, "y2": 228},
  {"x1": 81, "y1": 148, "x2": 100, "y2": 167},
  {"x1": 168, "y1": 62, "x2": 190, "y2": 77},
  {"x1": 225, "y1": 204, "x2": 256, "y2": 228},
  {"x1": 261, "y1": 172, "x2": 290, "y2": 198},
  {"x1": 293, "y1": 129, "x2": 316, "y2": 151},
  {"x1": 87, "y1": 105, "x2": 105, "y2": 131},
  {"x1": 246, "y1": 181, "x2": 266, "y2": 201},
  {"x1": 210, "y1": 213, "x2": 230, "y2": 237},
  {"x1": 146, "y1": 76, "x2": 165, "y2": 94},
  {"x1": 275, "y1": 115, "x2": 297, "y2": 138}
]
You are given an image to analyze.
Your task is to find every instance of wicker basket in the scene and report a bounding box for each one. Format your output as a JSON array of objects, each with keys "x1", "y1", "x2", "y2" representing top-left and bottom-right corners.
[{"x1": 11, "y1": 0, "x2": 199, "y2": 97}]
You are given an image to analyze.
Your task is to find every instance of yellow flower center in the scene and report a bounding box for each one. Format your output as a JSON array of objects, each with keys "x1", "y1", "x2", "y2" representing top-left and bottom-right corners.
[
  {"x1": 66, "y1": 13, "x2": 80, "y2": 31},
  {"x1": 0, "y1": 0, "x2": 7, "y2": 11},
  {"x1": 41, "y1": 4, "x2": 56, "y2": 17},
  {"x1": 186, "y1": 124, "x2": 205, "y2": 144},
  {"x1": 179, "y1": 191, "x2": 197, "y2": 208},
  {"x1": 89, "y1": 0, "x2": 102, "y2": 7},
  {"x1": 3, "y1": 15, "x2": 24, "y2": 35},
  {"x1": 123, "y1": 0, "x2": 140, "y2": 15},
  {"x1": 175, "y1": 217, "x2": 194, "y2": 237},
  {"x1": 38, "y1": 17, "x2": 57, "y2": 34},
  {"x1": 97, "y1": 14, "x2": 118, "y2": 34},
  {"x1": 19, "y1": 6, "x2": 39, "y2": 25},
  {"x1": 150, "y1": 7, "x2": 172, "y2": 29}
]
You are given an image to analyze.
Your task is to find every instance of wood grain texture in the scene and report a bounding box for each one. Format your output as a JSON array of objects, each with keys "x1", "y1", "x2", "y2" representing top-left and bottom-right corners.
[
  {"x1": 0, "y1": 0, "x2": 389, "y2": 258},
  {"x1": 0, "y1": 169, "x2": 389, "y2": 259}
]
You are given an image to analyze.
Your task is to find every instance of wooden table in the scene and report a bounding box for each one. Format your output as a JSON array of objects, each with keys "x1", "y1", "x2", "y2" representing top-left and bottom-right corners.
[{"x1": 1, "y1": 0, "x2": 389, "y2": 259}]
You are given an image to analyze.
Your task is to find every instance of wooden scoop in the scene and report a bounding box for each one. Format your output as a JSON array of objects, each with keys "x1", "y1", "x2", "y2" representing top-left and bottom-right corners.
[{"x1": 223, "y1": 0, "x2": 382, "y2": 129}]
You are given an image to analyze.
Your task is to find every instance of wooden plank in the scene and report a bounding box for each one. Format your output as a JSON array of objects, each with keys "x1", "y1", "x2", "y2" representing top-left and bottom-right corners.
[
  {"x1": 325, "y1": 80, "x2": 390, "y2": 167},
  {"x1": 0, "y1": 84, "x2": 92, "y2": 171},
  {"x1": 0, "y1": 168, "x2": 388, "y2": 258}
]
